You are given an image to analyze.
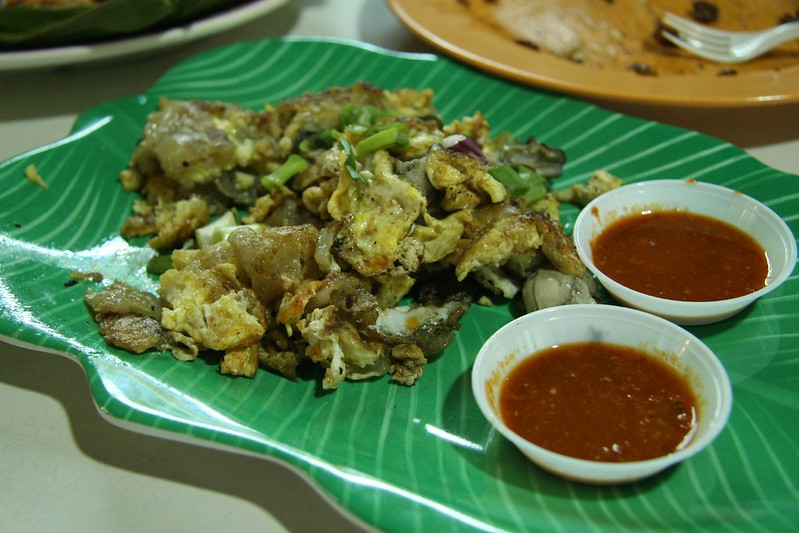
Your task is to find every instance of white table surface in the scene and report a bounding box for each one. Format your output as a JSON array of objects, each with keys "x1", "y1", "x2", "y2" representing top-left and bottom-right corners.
[{"x1": 1, "y1": 1, "x2": 797, "y2": 532}]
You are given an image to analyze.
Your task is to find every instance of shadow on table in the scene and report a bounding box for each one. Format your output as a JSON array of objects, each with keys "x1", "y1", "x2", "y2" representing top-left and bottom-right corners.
[{"x1": 0, "y1": 344, "x2": 371, "y2": 533}]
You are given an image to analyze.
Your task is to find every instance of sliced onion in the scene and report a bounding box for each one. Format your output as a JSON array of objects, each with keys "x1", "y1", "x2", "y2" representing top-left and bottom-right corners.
[{"x1": 442, "y1": 134, "x2": 487, "y2": 164}]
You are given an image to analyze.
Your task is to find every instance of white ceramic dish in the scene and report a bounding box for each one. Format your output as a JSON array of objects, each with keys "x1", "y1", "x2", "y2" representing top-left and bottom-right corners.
[
  {"x1": 471, "y1": 304, "x2": 733, "y2": 485},
  {"x1": 572, "y1": 179, "x2": 797, "y2": 325}
]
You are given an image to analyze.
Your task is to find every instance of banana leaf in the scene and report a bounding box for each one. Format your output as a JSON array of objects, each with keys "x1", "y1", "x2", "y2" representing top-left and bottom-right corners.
[{"x1": 0, "y1": 0, "x2": 246, "y2": 49}]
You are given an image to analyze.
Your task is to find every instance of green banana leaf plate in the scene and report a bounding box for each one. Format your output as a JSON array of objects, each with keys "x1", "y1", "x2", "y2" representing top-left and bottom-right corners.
[
  {"x1": 0, "y1": 0, "x2": 250, "y2": 48},
  {"x1": 1, "y1": 37, "x2": 797, "y2": 532}
]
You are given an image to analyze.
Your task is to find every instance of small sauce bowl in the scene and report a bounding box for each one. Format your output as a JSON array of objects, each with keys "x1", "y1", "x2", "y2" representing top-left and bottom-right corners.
[
  {"x1": 471, "y1": 304, "x2": 732, "y2": 484},
  {"x1": 572, "y1": 180, "x2": 797, "y2": 325}
]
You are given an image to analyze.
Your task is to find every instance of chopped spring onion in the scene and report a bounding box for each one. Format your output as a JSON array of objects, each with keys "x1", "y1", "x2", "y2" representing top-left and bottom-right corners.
[
  {"x1": 298, "y1": 128, "x2": 339, "y2": 153},
  {"x1": 195, "y1": 210, "x2": 238, "y2": 248},
  {"x1": 338, "y1": 103, "x2": 397, "y2": 128},
  {"x1": 261, "y1": 154, "x2": 309, "y2": 191},
  {"x1": 339, "y1": 138, "x2": 369, "y2": 183},
  {"x1": 489, "y1": 164, "x2": 548, "y2": 204},
  {"x1": 147, "y1": 254, "x2": 173, "y2": 275},
  {"x1": 355, "y1": 122, "x2": 409, "y2": 156}
]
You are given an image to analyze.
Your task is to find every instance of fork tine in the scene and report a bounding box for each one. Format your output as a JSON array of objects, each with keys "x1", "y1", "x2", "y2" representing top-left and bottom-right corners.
[
  {"x1": 661, "y1": 12, "x2": 693, "y2": 31},
  {"x1": 668, "y1": 32, "x2": 731, "y2": 54},
  {"x1": 661, "y1": 13, "x2": 700, "y2": 34},
  {"x1": 661, "y1": 12, "x2": 731, "y2": 43},
  {"x1": 660, "y1": 11, "x2": 799, "y2": 63},
  {"x1": 659, "y1": 32, "x2": 737, "y2": 62},
  {"x1": 659, "y1": 15, "x2": 734, "y2": 62}
]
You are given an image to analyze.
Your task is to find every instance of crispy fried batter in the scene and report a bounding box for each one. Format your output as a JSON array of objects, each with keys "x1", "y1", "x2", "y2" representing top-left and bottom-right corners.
[{"x1": 92, "y1": 83, "x2": 605, "y2": 389}]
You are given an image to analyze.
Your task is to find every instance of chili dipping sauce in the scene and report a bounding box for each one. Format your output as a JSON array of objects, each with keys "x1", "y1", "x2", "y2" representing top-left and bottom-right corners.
[
  {"x1": 590, "y1": 210, "x2": 768, "y2": 301},
  {"x1": 500, "y1": 342, "x2": 698, "y2": 462}
]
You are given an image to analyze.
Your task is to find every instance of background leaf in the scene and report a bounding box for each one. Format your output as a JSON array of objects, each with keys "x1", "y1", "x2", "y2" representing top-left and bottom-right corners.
[{"x1": 0, "y1": 0, "x2": 245, "y2": 48}]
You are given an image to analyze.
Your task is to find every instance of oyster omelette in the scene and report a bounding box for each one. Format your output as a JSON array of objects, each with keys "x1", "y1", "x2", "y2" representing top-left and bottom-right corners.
[{"x1": 84, "y1": 83, "x2": 618, "y2": 390}]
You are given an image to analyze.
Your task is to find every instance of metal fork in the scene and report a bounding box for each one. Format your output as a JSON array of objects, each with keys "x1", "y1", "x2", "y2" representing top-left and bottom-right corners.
[{"x1": 660, "y1": 11, "x2": 799, "y2": 63}]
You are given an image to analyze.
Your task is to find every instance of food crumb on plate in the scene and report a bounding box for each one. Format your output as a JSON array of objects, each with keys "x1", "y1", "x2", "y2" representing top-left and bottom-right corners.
[{"x1": 24, "y1": 164, "x2": 48, "y2": 190}]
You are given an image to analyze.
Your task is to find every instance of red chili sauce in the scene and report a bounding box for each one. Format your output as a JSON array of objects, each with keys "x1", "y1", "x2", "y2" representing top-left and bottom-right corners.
[
  {"x1": 499, "y1": 342, "x2": 698, "y2": 462},
  {"x1": 591, "y1": 210, "x2": 768, "y2": 301}
]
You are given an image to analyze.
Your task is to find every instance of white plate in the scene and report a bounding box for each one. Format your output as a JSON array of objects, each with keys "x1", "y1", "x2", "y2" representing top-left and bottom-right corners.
[{"x1": 0, "y1": 0, "x2": 289, "y2": 72}]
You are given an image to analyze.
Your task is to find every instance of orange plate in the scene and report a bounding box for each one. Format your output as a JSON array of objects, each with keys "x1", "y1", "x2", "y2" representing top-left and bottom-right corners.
[{"x1": 387, "y1": 0, "x2": 799, "y2": 108}]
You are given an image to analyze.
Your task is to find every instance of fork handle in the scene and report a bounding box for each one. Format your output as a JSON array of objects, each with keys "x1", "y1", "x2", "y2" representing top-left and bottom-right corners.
[{"x1": 761, "y1": 21, "x2": 799, "y2": 49}]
